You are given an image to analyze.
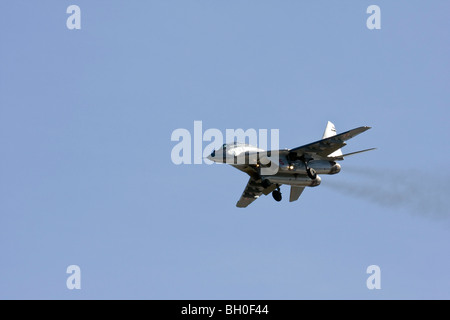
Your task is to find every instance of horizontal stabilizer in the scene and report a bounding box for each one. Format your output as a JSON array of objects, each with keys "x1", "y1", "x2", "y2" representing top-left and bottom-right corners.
[{"x1": 289, "y1": 186, "x2": 305, "y2": 202}]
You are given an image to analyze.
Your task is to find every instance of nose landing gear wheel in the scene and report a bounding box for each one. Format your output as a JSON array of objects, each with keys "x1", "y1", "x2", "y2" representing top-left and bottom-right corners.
[
  {"x1": 307, "y1": 168, "x2": 317, "y2": 180},
  {"x1": 272, "y1": 189, "x2": 282, "y2": 202}
]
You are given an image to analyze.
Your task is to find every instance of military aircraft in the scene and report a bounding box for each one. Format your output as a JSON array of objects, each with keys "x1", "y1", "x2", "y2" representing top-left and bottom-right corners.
[{"x1": 207, "y1": 121, "x2": 375, "y2": 207}]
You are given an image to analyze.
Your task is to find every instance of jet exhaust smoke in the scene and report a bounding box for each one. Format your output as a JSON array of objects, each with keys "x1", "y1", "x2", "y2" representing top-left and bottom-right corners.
[{"x1": 323, "y1": 166, "x2": 450, "y2": 220}]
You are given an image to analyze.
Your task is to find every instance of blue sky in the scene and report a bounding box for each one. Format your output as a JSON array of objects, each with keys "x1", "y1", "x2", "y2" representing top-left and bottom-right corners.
[{"x1": 1, "y1": 1, "x2": 449, "y2": 299}]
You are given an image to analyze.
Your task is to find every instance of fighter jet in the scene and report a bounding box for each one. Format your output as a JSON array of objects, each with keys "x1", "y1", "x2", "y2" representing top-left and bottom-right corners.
[{"x1": 207, "y1": 121, "x2": 375, "y2": 207}]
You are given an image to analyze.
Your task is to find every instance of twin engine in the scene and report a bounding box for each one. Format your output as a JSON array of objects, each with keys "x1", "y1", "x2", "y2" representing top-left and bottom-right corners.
[
  {"x1": 261, "y1": 157, "x2": 341, "y2": 187},
  {"x1": 277, "y1": 157, "x2": 341, "y2": 175}
]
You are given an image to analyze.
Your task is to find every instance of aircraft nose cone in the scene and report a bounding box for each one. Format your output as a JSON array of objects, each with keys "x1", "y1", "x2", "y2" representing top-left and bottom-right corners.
[{"x1": 207, "y1": 155, "x2": 213, "y2": 161}]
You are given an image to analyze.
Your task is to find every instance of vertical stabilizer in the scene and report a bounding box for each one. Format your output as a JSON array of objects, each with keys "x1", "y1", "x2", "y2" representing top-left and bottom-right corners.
[
  {"x1": 322, "y1": 121, "x2": 337, "y2": 139},
  {"x1": 322, "y1": 121, "x2": 343, "y2": 157}
]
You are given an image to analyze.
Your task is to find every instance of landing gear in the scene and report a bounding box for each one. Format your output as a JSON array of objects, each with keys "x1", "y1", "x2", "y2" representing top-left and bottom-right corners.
[
  {"x1": 307, "y1": 167, "x2": 317, "y2": 180},
  {"x1": 299, "y1": 155, "x2": 317, "y2": 180},
  {"x1": 272, "y1": 187, "x2": 282, "y2": 202}
]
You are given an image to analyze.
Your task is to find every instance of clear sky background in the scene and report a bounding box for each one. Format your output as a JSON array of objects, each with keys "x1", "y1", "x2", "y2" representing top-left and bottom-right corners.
[{"x1": 1, "y1": 1, "x2": 449, "y2": 299}]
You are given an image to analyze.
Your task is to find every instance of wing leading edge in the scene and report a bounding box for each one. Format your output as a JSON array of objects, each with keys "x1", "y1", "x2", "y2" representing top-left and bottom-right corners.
[{"x1": 288, "y1": 126, "x2": 371, "y2": 159}]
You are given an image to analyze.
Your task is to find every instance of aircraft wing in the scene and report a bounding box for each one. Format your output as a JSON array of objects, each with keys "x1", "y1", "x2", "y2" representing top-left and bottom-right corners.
[
  {"x1": 236, "y1": 177, "x2": 278, "y2": 208},
  {"x1": 287, "y1": 126, "x2": 371, "y2": 159}
]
